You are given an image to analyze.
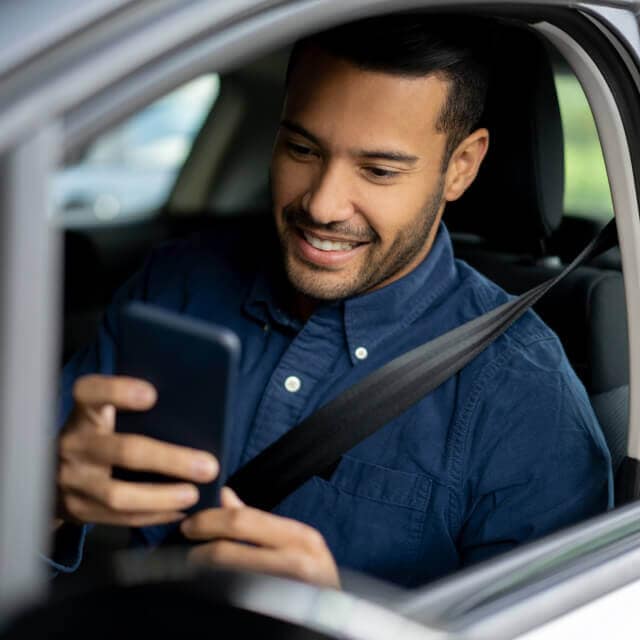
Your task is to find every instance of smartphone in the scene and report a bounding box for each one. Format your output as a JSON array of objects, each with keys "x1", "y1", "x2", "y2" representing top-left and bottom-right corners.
[{"x1": 114, "y1": 301, "x2": 241, "y2": 513}]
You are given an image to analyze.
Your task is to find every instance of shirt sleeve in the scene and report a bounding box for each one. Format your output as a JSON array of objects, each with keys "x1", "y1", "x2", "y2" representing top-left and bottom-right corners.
[{"x1": 457, "y1": 337, "x2": 614, "y2": 567}]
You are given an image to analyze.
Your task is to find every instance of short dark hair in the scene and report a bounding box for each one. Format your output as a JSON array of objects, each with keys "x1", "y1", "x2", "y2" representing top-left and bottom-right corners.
[{"x1": 286, "y1": 14, "x2": 489, "y2": 169}]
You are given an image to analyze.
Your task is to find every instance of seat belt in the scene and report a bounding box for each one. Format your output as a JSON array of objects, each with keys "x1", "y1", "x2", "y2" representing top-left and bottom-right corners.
[{"x1": 227, "y1": 220, "x2": 618, "y2": 511}]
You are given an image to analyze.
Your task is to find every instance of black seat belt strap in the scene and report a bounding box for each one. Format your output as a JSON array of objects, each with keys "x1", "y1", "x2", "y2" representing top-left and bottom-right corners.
[{"x1": 228, "y1": 220, "x2": 618, "y2": 511}]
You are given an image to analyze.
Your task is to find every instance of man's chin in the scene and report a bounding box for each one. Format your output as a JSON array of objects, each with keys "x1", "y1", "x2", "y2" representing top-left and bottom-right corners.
[{"x1": 285, "y1": 260, "x2": 362, "y2": 302}]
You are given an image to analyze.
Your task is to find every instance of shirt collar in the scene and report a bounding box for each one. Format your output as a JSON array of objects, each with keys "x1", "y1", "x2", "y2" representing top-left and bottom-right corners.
[
  {"x1": 342, "y1": 222, "x2": 458, "y2": 364},
  {"x1": 242, "y1": 256, "x2": 303, "y2": 333},
  {"x1": 243, "y1": 223, "x2": 459, "y2": 360}
]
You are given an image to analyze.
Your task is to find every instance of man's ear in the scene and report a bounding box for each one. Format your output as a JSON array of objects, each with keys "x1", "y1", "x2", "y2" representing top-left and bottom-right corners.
[{"x1": 443, "y1": 128, "x2": 489, "y2": 202}]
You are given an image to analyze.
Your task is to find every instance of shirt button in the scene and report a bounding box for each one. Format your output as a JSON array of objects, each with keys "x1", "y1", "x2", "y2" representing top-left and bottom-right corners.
[
  {"x1": 284, "y1": 376, "x2": 302, "y2": 393},
  {"x1": 355, "y1": 347, "x2": 368, "y2": 361}
]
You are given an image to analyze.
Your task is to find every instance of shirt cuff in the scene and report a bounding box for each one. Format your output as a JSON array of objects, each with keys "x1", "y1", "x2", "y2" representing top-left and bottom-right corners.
[{"x1": 41, "y1": 522, "x2": 88, "y2": 574}]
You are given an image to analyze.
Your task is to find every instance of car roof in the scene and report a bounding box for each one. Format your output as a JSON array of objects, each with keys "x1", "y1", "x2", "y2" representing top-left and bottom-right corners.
[{"x1": 0, "y1": 0, "x2": 284, "y2": 79}]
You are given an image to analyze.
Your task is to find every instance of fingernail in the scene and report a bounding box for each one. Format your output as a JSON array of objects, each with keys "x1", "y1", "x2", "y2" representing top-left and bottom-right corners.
[
  {"x1": 178, "y1": 486, "x2": 198, "y2": 505},
  {"x1": 193, "y1": 456, "x2": 218, "y2": 481}
]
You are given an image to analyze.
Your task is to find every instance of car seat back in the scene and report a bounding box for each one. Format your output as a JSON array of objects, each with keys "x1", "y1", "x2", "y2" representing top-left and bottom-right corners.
[{"x1": 446, "y1": 24, "x2": 629, "y2": 478}]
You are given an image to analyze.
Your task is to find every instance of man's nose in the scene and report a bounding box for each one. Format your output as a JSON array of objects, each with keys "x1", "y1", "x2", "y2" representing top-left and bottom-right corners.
[{"x1": 302, "y1": 162, "x2": 355, "y2": 225}]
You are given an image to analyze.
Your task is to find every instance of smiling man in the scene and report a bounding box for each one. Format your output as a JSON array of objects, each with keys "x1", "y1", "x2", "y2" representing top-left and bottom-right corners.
[
  {"x1": 51, "y1": 15, "x2": 612, "y2": 588},
  {"x1": 273, "y1": 38, "x2": 478, "y2": 311}
]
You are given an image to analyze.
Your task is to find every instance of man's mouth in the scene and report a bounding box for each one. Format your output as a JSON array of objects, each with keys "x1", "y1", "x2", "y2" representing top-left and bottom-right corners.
[
  {"x1": 302, "y1": 231, "x2": 358, "y2": 252},
  {"x1": 290, "y1": 227, "x2": 371, "y2": 268}
]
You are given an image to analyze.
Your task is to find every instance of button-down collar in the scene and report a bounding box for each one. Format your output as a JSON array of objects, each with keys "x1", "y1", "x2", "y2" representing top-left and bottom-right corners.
[
  {"x1": 342, "y1": 224, "x2": 458, "y2": 365},
  {"x1": 242, "y1": 259, "x2": 303, "y2": 333},
  {"x1": 243, "y1": 223, "x2": 459, "y2": 365}
]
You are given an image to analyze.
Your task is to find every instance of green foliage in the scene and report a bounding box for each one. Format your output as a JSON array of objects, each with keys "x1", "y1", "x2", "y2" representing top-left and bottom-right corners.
[{"x1": 555, "y1": 74, "x2": 613, "y2": 221}]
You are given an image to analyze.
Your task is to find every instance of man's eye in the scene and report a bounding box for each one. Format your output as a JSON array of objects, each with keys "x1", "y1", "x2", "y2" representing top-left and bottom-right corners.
[
  {"x1": 286, "y1": 141, "x2": 315, "y2": 157},
  {"x1": 365, "y1": 167, "x2": 399, "y2": 180}
]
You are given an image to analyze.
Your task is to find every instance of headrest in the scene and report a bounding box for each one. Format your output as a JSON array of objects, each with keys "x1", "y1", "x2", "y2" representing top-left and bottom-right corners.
[{"x1": 446, "y1": 25, "x2": 564, "y2": 253}]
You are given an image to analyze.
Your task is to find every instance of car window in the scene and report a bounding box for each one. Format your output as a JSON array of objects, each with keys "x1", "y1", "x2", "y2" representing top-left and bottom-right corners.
[
  {"x1": 554, "y1": 69, "x2": 614, "y2": 221},
  {"x1": 52, "y1": 74, "x2": 220, "y2": 228}
]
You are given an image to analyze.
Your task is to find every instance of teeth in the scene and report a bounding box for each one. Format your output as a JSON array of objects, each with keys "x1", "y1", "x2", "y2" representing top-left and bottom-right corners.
[{"x1": 304, "y1": 232, "x2": 354, "y2": 252}]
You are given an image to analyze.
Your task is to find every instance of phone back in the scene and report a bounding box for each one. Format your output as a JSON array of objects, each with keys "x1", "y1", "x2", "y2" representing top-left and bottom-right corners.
[{"x1": 115, "y1": 302, "x2": 241, "y2": 512}]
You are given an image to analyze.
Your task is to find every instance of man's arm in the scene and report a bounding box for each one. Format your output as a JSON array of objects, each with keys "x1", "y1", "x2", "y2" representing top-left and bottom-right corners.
[{"x1": 456, "y1": 342, "x2": 613, "y2": 567}]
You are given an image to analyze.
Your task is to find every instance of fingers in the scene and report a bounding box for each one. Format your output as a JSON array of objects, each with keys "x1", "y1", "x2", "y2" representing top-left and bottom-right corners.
[
  {"x1": 188, "y1": 540, "x2": 298, "y2": 576},
  {"x1": 57, "y1": 371, "x2": 219, "y2": 527},
  {"x1": 67, "y1": 375, "x2": 221, "y2": 485},
  {"x1": 181, "y1": 490, "x2": 340, "y2": 588},
  {"x1": 187, "y1": 540, "x2": 339, "y2": 588},
  {"x1": 93, "y1": 479, "x2": 199, "y2": 513},
  {"x1": 60, "y1": 469, "x2": 200, "y2": 513},
  {"x1": 60, "y1": 490, "x2": 187, "y2": 527},
  {"x1": 73, "y1": 375, "x2": 157, "y2": 411},
  {"x1": 181, "y1": 498, "x2": 328, "y2": 555},
  {"x1": 69, "y1": 375, "x2": 157, "y2": 435},
  {"x1": 69, "y1": 431, "x2": 219, "y2": 483}
]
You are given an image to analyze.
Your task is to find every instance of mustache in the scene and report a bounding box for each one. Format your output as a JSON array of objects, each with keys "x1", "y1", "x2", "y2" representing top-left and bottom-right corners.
[{"x1": 282, "y1": 203, "x2": 378, "y2": 243}]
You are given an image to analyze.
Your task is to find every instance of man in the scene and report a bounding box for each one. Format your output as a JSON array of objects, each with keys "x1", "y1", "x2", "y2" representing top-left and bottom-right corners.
[{"x1": 51, "y1": 15, "x2": 612, "y2": 589}]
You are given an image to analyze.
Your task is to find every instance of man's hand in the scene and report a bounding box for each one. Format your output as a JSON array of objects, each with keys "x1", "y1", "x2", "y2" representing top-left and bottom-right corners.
[
  {"x1": 55, "y1": 374, "x2": 219, "y2": 528},
  {"x1": 181, "y1": 487, "x2": 340, "y2": 589}
]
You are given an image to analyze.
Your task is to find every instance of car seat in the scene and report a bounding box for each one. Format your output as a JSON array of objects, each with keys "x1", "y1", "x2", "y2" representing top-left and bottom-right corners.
[{"x1": 446, "y1": 24, "x2": 629, "y2": 482}]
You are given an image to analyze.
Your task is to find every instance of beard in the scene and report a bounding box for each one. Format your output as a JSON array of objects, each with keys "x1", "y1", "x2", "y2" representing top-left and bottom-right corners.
[{"x1": 276, "y1": 178, "x2": 445, "y2": 302}]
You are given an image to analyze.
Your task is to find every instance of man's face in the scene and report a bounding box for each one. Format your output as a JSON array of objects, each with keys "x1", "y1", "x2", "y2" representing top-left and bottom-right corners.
[{"x1": 271, "y1": 49, "x2": 452, "y2": 302}]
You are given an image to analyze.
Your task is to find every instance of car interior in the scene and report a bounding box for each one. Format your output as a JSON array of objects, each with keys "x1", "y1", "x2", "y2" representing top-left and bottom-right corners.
[{"x1": 56, "y1": 14, "x2": 628, "y2": 582}]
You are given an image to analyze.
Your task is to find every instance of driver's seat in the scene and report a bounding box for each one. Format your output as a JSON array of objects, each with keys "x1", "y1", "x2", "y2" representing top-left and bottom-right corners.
[{"x1": 446, "y1": 23, "x2": 629, "y2": 480}]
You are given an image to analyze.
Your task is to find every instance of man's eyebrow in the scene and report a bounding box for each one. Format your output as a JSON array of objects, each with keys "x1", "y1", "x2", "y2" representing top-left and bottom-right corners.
[
  {"x1": 280, "y1": 120, "x2": 322, "y2": 146},
  {"x1": 355, "y1": 149, "x2": 419, "y2": 165}
]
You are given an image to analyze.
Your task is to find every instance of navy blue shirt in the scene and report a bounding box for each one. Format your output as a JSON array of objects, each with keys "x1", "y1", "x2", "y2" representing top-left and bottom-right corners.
[{"x1": 55, "y1": 220, "x2": 612, "y2": 587}]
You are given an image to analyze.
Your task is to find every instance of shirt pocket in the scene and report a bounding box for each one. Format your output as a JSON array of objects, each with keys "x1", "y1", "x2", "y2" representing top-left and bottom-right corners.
[{"x1": 309, "y1": 455, "x2": 432, "y2": 585}]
